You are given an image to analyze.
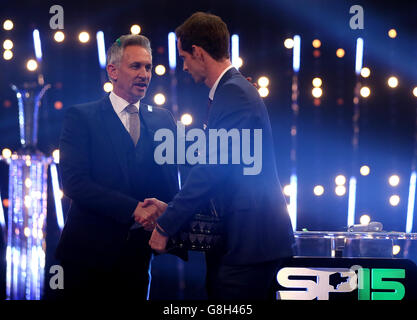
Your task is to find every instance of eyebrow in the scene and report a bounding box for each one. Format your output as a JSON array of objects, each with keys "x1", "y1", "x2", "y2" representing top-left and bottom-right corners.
[{"x1": 129, "y1": 62, "x2": 152, "y2": 67}]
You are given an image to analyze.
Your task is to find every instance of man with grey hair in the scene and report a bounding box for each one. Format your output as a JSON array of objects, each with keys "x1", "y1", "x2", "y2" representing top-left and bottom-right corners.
[{"x1": 55, "y1": 34, "x2": 180, "y2": 300}]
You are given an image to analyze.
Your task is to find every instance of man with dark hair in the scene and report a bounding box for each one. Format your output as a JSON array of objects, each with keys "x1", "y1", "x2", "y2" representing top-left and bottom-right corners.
[
  {"x1": 146, "y1": 12, "x2": 295, "y2": 300},
  {"x1": 55, "y1": 34, "x2": 180, "y2": 300}
]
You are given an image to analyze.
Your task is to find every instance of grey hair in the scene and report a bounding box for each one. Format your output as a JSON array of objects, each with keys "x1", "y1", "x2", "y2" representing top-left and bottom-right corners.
[{"x1": 106, "y1": 34, "x2": 152, "y2": 81}]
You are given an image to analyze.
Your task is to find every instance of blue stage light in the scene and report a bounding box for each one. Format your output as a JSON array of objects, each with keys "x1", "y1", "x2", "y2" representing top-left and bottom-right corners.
[
  {"x1": 347, "y1": 176, "x2": 357, "y2": 226},
  {"x1": 96, "y1": 31, "x2": 106, "y2": 69},
  {"x1": 355, "y1": 38, "x2": 363, "y2": 75},
  {"x1": 50, "y1": 163, "x2": 64, "y2": 231},
  {"x1": 33, "y1": 29, "x2": 42, "y2": 61},
  {"x1": 231, "y1": 34, "x2": 240, "y2": 69},
  {"x1": 292, "y1": 35, "x2": 301, "y2": 73},
  {"x1": 289, "y1": 174, "x2": 297, "y2": 231},
  {"x1": 0, "y1": 192, "x2": 5, "y2": 228},
  {"x1": 406, "y1": 171, "x2": 416, "y2": 233},
  {"x1": 168, "y1": 32, "x2": 176, "y2": 70}
]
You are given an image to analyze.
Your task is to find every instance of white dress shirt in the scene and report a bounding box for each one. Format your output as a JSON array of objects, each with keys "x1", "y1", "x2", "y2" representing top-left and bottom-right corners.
[
  {"x1": 109, "y1": 91, "x2": 140, "y2": 132},
  {"x1": 208, "y1": 65, "x2": 234, "y2": 101}
]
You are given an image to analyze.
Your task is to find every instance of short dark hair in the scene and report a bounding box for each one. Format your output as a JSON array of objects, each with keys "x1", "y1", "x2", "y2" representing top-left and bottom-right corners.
[{"x1": 175, "y1": 12, "x2": 230, "y2": 61}]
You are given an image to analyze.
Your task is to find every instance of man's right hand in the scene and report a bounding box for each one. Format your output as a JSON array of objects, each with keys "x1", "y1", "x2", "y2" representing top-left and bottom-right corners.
[
  {"x1": 134, "y1": 202, "x2": 159, "y2": 231},
  {"x1": 142, "y1": 198, "x2": 168, "y2": 216}
]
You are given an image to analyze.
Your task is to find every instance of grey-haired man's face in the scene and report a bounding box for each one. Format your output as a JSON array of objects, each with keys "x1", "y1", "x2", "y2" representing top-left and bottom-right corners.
[{"x1": 107, "y1": 45, "x2": 152, "y2": 103}]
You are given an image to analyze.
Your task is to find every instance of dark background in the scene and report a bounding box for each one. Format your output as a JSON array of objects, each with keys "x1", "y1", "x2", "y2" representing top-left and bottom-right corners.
[{"x1": 1, "y1": 0, "x2": 417, "y2": 299}]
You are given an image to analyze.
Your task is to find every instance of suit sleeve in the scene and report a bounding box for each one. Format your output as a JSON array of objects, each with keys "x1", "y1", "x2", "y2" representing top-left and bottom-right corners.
[
  {"x1": 157, "y1": 84, "x2": 257, "y2": 236},
  {"x1": 60, "y1": 106, "x2": 138, "y2": 226}
]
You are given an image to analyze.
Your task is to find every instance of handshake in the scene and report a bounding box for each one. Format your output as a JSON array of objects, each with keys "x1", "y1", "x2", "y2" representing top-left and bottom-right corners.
[{"x1": 133, "y1": 198, "x2": 167, "y2": 232}]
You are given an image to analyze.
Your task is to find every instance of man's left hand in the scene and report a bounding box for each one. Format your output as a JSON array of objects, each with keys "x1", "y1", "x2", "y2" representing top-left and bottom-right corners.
[{"x1": 149, "y1": 225, "x2": 169, "y2": 253}]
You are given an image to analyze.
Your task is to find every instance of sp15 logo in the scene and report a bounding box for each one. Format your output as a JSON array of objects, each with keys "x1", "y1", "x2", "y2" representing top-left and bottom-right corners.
[{"x1": 277, "y1": 267, "x2": 405, "y2": 300}]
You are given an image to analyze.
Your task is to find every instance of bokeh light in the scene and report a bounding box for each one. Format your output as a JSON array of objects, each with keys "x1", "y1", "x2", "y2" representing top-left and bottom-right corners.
[
  {"x1": 313, "y1": 185, "x2": 324, "y2": 196},
  {"x1": 360, "y1": 86, "x2": 371, "y2": 98},
  {"x1": 388, "y1": 29, "x2": 397, "y2": 39},
  {"x1": 155, "y1": 65, "x2": 166, "y2": 76},
  {"x1": 258, "y1": 87, "x2": 269, "y2": 98},
  {"x1": 387, "y1": 76, "x2": 398, "y2": 88},
  {"x1": 360, "y1": 67, "x2": 371, "y2": 78},
  {"x1": 335, "y1": 185, "x2": 346, "y2": 196},
  {"x1": 103, "y1": 82, "x2": 113, "y2": 93},
  {"x1": 389, "y1": 175, "x2": 400, "y2": 187},
  {"x1": 312, "y1": 39, "x2": 321, "y2": 48},
  {"x1": 312, "y1": 77, "x2": 322, "y2": 87},
  {"x1": 26, "y1": 59, "x2": 38, "y2": 71},
  {"x1": 3, "y1": 20, "x2": 13, "y2": 31},
  {"x1": 180, "y1": 113, "x2": 193, "y2": 126},
  {"x1": 54, "y1": 31, "x2": 65, "y2": 42},
  {"x1": 389, "y1": 195, "x2": 400, "y2": 206},
  {"x1": 360, "y1": 214, "x2": 371, "y2": 225},
  {"x1": 312, "y1": 87, "x2": 323, "y2": 98},
  {"x1": 335, "y1": 175, "x2": 346, "y2": 185},
  {"x1": 78, "y1": 31, "x2": 90, "y2": 43},
  {"x1": 360, "y1": 165, "x2": 370, "y2": 176},
  {"x1": 130, "y1": 24, "x2": 141, "y2": 35},
  {"x1": 336, "y1": 48, "x2": 345, "y2": 58},
  {"x1": 154, "y1": 93, "x2": 166, "y2": 105},
  {"x1": 257, "y1": 76, "x2": 270, "y2": 88},
  {"x1": 284, "y1": 38, "x2": 294, "y2": 49}
]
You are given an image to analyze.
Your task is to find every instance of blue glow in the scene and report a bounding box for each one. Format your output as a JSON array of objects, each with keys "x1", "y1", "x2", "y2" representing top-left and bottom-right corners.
[
  {"x1": 406, "y1": 171, "x2": 416, "y2": 233},
  {"x1": 11, "y1": 85, "x2": 26, "y2": 146},
  {"x1": 292, "y1": 35, "x2": 301, "y2": 73},
  {"x1": 289, "y1": 174, "x2": 297, "y2": 231},
  {"x1": 96, "y1": 31, "x2": 106, "y2": 69},
  {"x1": 0, "y1": 192, "x2": 5, "y2": 228},
  {"x1": 231, "y1": 34, "x2": 240, "y2": 69},
  {"x1": 177, "y1": 170, "x2": 182, "y2": 190},
  {"x1": 50, "y1": 163, "x2": 64, "y2": 230},
  {"x1": 33, "y1": 29, "x2": 42, "y2": 61},
  {"x1": 168, "y1": 32, "x2": 176, "y2": 69},
  {"x1": 355, "y1": 38, "x2": 364, "y2": 75},
  {"x1": 347, "y1": 176, "x2": 357, "y2": 226}
]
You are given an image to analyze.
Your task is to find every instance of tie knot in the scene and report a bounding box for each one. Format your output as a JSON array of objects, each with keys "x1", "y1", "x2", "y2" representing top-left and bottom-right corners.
[{"x1": 125, "y1": 104, "x2": 138, "y2": 114}]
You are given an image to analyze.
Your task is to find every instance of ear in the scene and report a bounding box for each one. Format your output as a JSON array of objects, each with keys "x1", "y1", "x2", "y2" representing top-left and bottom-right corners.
[
  {"x1": 106, "y1": 64, "x2": 118, "y2": 82},
  {"x1": 191, "y1": 45, "x2": 205, "y2": 61}
]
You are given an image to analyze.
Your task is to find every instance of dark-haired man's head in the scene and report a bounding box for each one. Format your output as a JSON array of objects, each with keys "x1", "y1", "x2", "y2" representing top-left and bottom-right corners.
[{"x1": 176, "y1": 12, "x2": 231, "y2": 87}]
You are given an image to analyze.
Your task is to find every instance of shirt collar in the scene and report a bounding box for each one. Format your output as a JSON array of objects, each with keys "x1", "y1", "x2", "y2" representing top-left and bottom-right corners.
[
  {"x1": 208, "y1": 65, "x2": 234, "y2": 101},
  {"x1": 109, "y1": 91, "x2": 140, "y2": 114}
]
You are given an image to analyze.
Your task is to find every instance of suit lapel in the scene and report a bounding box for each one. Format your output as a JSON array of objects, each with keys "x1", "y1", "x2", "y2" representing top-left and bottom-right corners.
[
  {"x1": 140, "y1": 103, "x2": 180, "y2": 196},
  {"x1": 208, "y1": 67, "x2": 240, "y2": 128},
  {"x1": 100, "y1": 95, "x2": 132, "y2": 184}
]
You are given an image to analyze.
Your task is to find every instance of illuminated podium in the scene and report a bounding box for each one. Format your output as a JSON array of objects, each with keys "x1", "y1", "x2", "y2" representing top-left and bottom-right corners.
[{"x1": 276, "y1": 231, "x2": 417, "y2": 300}]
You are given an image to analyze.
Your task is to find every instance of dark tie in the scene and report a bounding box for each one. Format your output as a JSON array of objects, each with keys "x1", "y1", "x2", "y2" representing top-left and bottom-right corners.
[{"x1": 125, "y1": 104, "x2": 140, "y2": 145}]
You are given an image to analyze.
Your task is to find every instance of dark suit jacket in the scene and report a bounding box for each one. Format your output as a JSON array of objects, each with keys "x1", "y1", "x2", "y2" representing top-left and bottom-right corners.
[
  {"x1": 55, "y1": 95, "x2": 179, "y2": 268},
  {"x1": 158, "y1": 67, "x2": 295, "y2": 266}
]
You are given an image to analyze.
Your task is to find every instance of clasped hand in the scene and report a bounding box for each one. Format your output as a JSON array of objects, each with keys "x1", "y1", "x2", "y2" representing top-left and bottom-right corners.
[{"x1": 133, "y1": 198, "x2": 167, "y2": 232}]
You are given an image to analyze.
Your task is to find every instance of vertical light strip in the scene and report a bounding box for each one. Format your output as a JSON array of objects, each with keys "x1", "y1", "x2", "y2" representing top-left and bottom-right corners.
[
  {"x1": 50, "y1": 163, "x2": 64, "y2": 230},
  {"x1": 33, "y1": 29, "x2": 42, "y2": 61},
  {"x1": 168, "y1": 32, "x2": 176, "y2": 70},
  {"x1": 289, "y1": 174, "x2": 297, "y2": 231},
  {"x1": 292, "y1": 35, "x2": 301, "y2": 73},
  {"x1": 177, "y1": 170, "x2": 182, "y2": 190},
  {"x1": 355, "y1": 38, "x2": 364, "y2": 75},
  {"x1": 406, "y1": 171, "x2": 416, "y2": 233},
  {"x1": 0, "y1": 192, "x2": 5, "y2": 228},
  {"x1": 231, "y1": 34, "x2": 240, "y2": 69},
  {"x1": 96, "y1": 31, "x2": 106, "y2": 69},
  {"x1": 347, "y1": 176, "x2": 357, "y2": 226}
]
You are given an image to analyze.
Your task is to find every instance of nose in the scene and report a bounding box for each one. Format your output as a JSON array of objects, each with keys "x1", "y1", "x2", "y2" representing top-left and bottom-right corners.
[{"x1": 137, "y1": 66, "x2": 150, "y2": 80}]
